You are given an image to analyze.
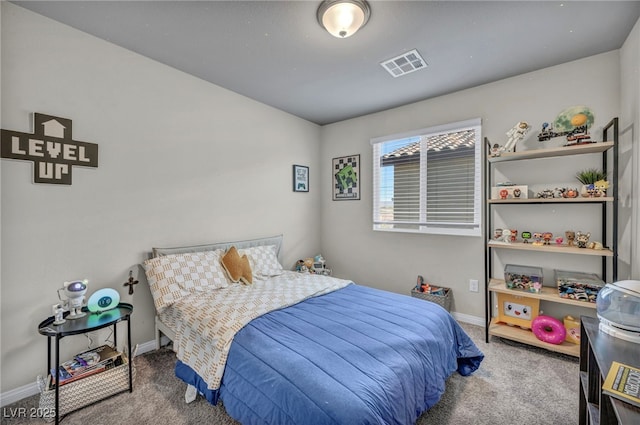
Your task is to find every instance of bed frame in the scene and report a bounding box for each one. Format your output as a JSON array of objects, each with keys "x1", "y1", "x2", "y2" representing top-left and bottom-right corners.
[{"x1": 149, "y1": 234, "x2": 284, "y2": 350}]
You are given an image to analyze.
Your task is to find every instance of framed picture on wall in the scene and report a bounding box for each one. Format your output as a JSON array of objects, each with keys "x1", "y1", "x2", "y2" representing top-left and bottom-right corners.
[
  {"x1": 293, "y1": 165, "x2": 309, "y2": 192},
  {"x1": 332, "y1": 154, "x2": 360, "y2": 200}
]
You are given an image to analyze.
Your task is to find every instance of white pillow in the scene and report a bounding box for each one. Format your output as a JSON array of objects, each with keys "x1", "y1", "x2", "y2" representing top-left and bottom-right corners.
[{"x1": 239, "y1": 245, "x2": 284, "y2": 278}]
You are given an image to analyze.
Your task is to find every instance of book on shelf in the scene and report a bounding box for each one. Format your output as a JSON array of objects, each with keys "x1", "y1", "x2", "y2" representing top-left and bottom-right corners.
[
  {"x1": 602, "y1": 361, "x2": 640, "y2": 408},
  {"x1": 50, "y1": 345, "x2": 122, "y2": 387}
]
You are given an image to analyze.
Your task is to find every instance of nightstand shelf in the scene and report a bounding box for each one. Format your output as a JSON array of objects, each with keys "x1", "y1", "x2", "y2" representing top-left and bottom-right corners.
[
  {"x1": 579, "y1": 316, "x2": 640, "y2": 425},
  {"x1": 38, "y1": 303, "x2": 134, "y2": 424}
]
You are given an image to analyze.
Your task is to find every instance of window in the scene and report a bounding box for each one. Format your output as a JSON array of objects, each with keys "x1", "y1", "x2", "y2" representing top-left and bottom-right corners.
[{"x1": 371, "y1": 118, "x2": 482, "y2": 236}]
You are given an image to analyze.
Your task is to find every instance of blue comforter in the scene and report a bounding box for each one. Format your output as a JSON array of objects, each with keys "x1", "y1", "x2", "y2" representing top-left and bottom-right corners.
[{"x1": 176, "y1": 284, "x2": 483, "y2": 424}]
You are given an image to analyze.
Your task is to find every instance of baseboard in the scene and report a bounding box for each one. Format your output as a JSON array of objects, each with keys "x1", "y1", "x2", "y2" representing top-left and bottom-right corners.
[
  {"x1": 451, "y1": 311, "x2": 484, "y2": 327},
  {"x1": 0, "y1": 338, "x2": 165, "y2": 408},
  {"x1": 0, "y1": 382, "x2": 38, "y2": 408}
]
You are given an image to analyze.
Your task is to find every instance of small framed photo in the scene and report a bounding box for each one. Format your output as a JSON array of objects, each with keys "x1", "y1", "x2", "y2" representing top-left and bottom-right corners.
[
  {"x1": 332, "y1": 154, "x2": 360, "y2": 200},
  {"x1": 293, "y1": 165, "x2": 309, "y2": 192}
]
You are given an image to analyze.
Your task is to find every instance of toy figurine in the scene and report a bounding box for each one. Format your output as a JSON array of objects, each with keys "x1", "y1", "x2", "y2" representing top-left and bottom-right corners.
[
  {"x1": 510, "y1": 229, "x2": 518, "y2": 243},
  {"x1": 542, "y1": 232, "x2": 553, "y2": 245},
  {"x1": 555, "y1": 237, "x2": 564, "y2": 245},
  {"x1": 489, "y1": 143, "x2": 501, "y2": 157},
  {"x1": 500, "y1": 189, "x2": 509, "y2": 199},
  {"x1": 503, "y1": 121, "x2": 531, "y2": 152},
  {"x1": 502, "y1": 228, "x2": 512, "y2": 243},
  {"x1": 488, "y1": 121, "x2": 530, "y2": 156},
  {"x1": 521, "y1": 231, "x2": 532, "y2": 244},
  {"x1": 494, "y1": 229, "x2": 503, "y2": 240},
  {"x1": 563, "y1": 188, "x2": 578, "y2": 198},
  {"x1": 536, "y1": 189, "x2": 554, "y2": 199},
  {"x1": 585, "y1": 184, "x2": 600, "y2": 197},
  {"x1": 513, "y1": 188, "x2": 522, "y2": 198},
  {"x1": 295, "y1": 259, "x2": 308, "y2": 273},
  {"x1": 52, "y1": 304, "x2": 65, "y2": 325},
  {"x1": 588, "y1": 241, "x2": 604, "y2": 250},
  {"x1": 594, "y1": 180, "x2": 609, "y2": 196},
  {"x1": 565, "y1": 231, "x2": 576, "y2": 247},
  {"x1": 576, "y1": 231, "x2": 591, "y2": 248}
]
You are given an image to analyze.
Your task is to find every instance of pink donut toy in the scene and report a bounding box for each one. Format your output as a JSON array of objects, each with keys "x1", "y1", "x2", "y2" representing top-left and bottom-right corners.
[{"x1": 531, "y1": 315, "x2": 566, "y2": 345}]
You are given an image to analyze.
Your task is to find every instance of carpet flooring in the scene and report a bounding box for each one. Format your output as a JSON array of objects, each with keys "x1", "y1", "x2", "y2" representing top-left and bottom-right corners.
[{"x1": 1, "y1": 322, "x2": 579, "y2": 425}]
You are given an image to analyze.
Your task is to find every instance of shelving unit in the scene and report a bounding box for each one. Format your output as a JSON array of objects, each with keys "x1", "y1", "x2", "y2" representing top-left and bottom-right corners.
[{"x1": 484, "y1": 118, "x2": 619, "y2": 356}]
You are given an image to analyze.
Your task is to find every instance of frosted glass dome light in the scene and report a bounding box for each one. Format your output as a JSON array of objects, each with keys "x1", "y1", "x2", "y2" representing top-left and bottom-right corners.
[{"x1": 317, "y1": 0, "x2": 371, "y2": 38}]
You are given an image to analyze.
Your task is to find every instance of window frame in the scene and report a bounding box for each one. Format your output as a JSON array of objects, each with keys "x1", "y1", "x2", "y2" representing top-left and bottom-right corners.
[{"x1": 370, "y1": 118, "x2": 482, "y2": 237}]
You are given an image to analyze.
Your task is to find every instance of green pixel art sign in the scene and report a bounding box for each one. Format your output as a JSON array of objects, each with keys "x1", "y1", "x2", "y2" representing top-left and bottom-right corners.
[{"x1": 1, "y1": 113, "x2": 98, "y2": 185}]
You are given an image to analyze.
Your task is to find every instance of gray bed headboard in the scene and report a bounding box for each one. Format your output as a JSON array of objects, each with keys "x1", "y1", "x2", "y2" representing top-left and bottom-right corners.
[{"x1": 151, "y1": 234, "x2": 284, "y2": 262}]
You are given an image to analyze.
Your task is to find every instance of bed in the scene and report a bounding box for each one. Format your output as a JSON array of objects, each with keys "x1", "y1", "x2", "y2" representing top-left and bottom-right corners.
[{"x1": 143, "y1": 235, "x2": 484, "y2": 425}]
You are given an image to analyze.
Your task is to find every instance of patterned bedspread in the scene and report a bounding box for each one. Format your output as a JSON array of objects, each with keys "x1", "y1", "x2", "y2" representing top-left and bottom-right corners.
[{"x1": 158, "y1": 271, "x2": 351, "y2": 390}]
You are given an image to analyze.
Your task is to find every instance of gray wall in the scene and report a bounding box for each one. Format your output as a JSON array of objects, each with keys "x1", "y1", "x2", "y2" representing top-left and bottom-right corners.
[
  {"x1": 319, "y1": 51, "x2": 625, "y2": 322},
  {"x1": 1, "y1": 3, "x2": 321, "y2": 393}
]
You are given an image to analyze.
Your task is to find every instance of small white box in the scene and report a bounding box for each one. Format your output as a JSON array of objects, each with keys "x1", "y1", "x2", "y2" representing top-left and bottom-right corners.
[{"x1": 491, "y1": 185, "x2": 529, "y2": 199}]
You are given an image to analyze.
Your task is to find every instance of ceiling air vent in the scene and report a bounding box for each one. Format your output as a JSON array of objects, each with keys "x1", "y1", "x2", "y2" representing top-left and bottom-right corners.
[{"x1": 380, "y1": 49, "x2": 427, "y2": 78}]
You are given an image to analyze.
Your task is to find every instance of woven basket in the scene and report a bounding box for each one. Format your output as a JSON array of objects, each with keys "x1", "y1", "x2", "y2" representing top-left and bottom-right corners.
[
  {"x1": 37, "y1": 354, "x2": 134, "y2": 422},
  {"x1": 411, "y1": 287, "x2": 452, "y2": 312}
]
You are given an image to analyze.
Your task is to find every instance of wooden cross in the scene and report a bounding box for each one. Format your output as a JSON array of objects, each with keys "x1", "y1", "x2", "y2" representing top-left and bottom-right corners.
[{"x1": 123, "y1": 270, "x2": 139, "y2": 295}]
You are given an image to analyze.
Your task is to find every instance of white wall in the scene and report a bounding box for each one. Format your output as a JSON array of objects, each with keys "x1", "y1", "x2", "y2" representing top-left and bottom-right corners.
[
  {"x1": 0, "y1": 3, "x2": 321, "y2": 393},
  {"x1": 620, "y1": 17, "x2": 640, "y2": 278},
  {"x1": 320, "y1": 51, "x2": 623, "y2": 321}
]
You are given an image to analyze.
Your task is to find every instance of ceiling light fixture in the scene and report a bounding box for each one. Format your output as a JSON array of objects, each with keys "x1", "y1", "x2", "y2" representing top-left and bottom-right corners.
[{"x1": 317, "y1": 0, "x2": 371, "y2": 38}]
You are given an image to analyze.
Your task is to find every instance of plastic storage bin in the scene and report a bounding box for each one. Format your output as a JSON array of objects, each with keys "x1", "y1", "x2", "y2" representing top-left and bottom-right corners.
[
  {"x1": 504, "y1": 264, "x2": 543, "y2": 293},
  {"x1": 555, "y1": 269, "x2": 604, "y2": 303}
]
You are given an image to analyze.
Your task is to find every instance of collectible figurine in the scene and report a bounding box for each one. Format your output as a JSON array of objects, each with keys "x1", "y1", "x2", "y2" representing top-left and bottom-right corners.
[
  {"x1": 489, "y1": 121, "x2": 530, "y2": 156},
  {"x1": 594, "y1": 180, "x2": 609, "y2": 196},
  {"x1": 565, "y1": 231, "x2": 576, "y2": 247},
  {"x1": 521, "y1": 231, "x2": 532, "y2": 244},
  {"x1": 555, "y1": 236, "x2": 564, "y2": 245},
  {"x1": 588, "y1": 241, "x2": 604, "y2": 250},
  {"x1": 500, "y1": 189, "x2": 509, "y2": 199},
  {"x1": 489, "y1": 143, "x2": 501, "y2": 157},
  {"x1": 513, "y1": 188, "x2": 522, "y2": 198},
  {"x1": 576, "y1": 231, "x2": 591, "y2": 248},
  {"x1": 563, "y1": 188, "x2": 578, "y2": 198},
  {"x1": 502, "y1": 228, "x2": 512, "y2": 243},
  {"x1": 503, "y1": 121, "x2": 530, "y2": 152},
  {"x1": 542, "y1": 232, "x2": 553, "y2": 245},
  {"x1": 510, "y1": 229, "x2": 518, "y2": 243}
]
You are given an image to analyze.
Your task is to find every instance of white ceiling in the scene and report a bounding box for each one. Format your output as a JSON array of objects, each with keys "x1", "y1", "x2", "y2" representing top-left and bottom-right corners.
[{"x1": 12, "y1": 1, "x2": 640, "y2": 125}]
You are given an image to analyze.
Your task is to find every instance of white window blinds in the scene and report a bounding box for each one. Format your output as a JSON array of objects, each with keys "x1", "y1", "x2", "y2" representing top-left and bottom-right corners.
[{"x1": 371, "y1": 118, "x2": 482, "y2": 236}]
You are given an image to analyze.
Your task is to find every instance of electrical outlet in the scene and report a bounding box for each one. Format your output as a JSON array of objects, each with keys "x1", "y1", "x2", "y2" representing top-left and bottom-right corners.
[{"x1": 469, "y1": 279, "x2": 479, "y2": 292}]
